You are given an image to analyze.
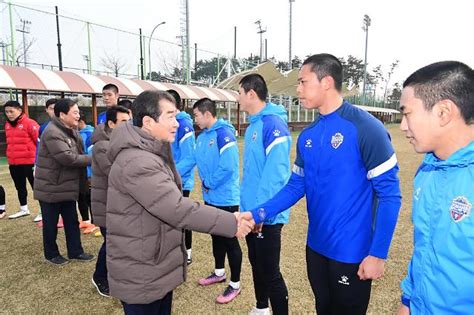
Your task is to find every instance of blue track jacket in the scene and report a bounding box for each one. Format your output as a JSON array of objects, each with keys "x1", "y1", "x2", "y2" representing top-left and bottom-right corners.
[
  {"x1": 171, "y1": 111, "x2": 196, "y2": 191},
  {"x1": 80, "y1": 124, "x2": 94, "y2": 178},
  {"x1": 401, "y1": 142, "x2": 474, "y2": 314},
  {"x1": 241, "y1": 102, "x2": 292, "y2": 225},
  {"x1": 195, "y1": 119, "x2": 239, "y2": 206},
  {"x1": 251, "y1": 101, "x2": 401, "y2": 263}
]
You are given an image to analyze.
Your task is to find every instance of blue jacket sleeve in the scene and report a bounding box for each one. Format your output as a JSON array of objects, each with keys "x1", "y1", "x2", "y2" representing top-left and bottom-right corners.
[
  {"x1": 369, "y1": 166, "x2": 402, "y2": 258},
  {"x1": 175, "y1": 122, "x2": 196, "y2": 176},
  {"x1": 254, "y1": 116, "x2": 292, "y2": 207},
  {"x1": 203, "y1": 129, "x2": 238, "y2": 190},
  {"x1": 358, "y1": 117, "x2": 402, "y2": 259},
  {"x1": 251, "y1": 171, "x2": 305, "y2": 224}
]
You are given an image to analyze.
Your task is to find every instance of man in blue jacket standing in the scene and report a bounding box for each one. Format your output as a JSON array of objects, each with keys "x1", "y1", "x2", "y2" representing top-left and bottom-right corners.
[
  {"x1": 397, "y1": 61, "x2": 474, "y2": 315},
  {"x1": 239, "y1": 74, "x2": 291, "y2": 315},
  {"x1": 242, "y1": 54, "x2": 402, "y2": 314},
  {"x1": 193, "y1": 97, "x2": 243, "y2": 304},
  {"x1": 168, "y1": 89, "x2": 196, "y2": 264}
]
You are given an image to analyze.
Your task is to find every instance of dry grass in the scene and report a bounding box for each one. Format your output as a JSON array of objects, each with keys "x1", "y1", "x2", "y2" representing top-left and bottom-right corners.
[{"x1": 0, "y1": 124, "x2": 422, "y2": 314}]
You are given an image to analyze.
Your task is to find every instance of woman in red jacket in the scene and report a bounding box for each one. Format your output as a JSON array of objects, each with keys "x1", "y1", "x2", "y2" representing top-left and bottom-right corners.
[{"x1": 4, "y1": 100, "x2": 39, "y2": 219}]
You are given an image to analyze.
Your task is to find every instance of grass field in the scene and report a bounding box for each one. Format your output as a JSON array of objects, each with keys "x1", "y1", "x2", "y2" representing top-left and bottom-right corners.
[{"x1": 0, "y1": 124, "x2": 422, "y2": 314}]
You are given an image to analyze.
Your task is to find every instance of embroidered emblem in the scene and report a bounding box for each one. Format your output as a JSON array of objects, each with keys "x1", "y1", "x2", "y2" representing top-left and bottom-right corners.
[
  {"x1": 338, "y1": 275, "x2": 350, "y2": 286},
  {"x1": 273, "y1": 129, "x2": 281, "y2": 137},
  {"x1": 209, "y1": 139, "x2": 214, "y2": 147},
  {"x1": 331, "y1": 132, "x2": 344, "y2": 149},
  {"x1": 184, "y1": 127, "x2": 190, "y2": 132},
  {"x1": 450, "y1": 196, "x2": 472, "y2": 223},
  {"x1": 18, "y1": 124, "x2": 24, "y2": 129},
  {"x1": 305, "y1": 139, "x2": 312, "y2": 148},
  {"x1": 224, "y1": 136, "x2": 230, "y2": 143},
  {"x1": 252, "y1": 131, "x2": 258, "y2": 141}
]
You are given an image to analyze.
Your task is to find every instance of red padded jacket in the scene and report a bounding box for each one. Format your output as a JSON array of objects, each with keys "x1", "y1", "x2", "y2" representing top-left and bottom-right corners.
[{"x1": 5, "y1": 114, "x2": 39, "y2": 165}]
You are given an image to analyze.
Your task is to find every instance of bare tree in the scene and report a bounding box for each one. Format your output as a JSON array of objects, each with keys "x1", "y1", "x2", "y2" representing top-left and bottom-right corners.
[
  {"x1": 5, "y1": 37, "x2": 36, "y2": 66},
  {"x1": 383, "y1": 60, "x2": 400, "y2": 105},
  {"x1": 100, "y1": 53, "x2": 127, "y2": 77}
]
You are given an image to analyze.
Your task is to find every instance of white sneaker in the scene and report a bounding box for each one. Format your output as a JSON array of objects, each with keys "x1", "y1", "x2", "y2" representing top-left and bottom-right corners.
[
  {"x1": 33, "y1": 213, "x2": 42, "y2": 222},
  {"x1": 249, "y1": 307, "x2": 270, "y2": 315},
  {"x1": 8, "y1": 210, "x2": 30, "y2": 219}
]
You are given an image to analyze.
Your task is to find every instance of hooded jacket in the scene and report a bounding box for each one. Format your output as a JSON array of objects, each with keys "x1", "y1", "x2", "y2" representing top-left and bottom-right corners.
[
  {"x1": 401, "y1": 142, "x2": 474, "y2": 314},
  {"x1": 106, "y1": 123, "x2": 237, "y2": 304},
  {"x1": 241, "y1": 102, "x2": 292, "y2": 225},
  {"x1": 195, "y1": 119, "x2": 239, "y2": 206},
  {"x1": 171, "y1": 111, "x2": 196, "y2": 191},
  {"x1": 90, "y1": 124, "x2": 111, "y2": 228},
  {"x1": 34, "y1": 117, "x2": 90, "y2": 203},
  {"x1": 5, "y1": 113, "x2": 39, "y2": 165}
]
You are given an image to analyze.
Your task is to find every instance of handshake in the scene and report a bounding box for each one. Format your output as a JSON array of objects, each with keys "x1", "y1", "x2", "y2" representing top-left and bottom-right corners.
[{"x1": 233, "y1": 212, "x2": 262, "y2": 238}]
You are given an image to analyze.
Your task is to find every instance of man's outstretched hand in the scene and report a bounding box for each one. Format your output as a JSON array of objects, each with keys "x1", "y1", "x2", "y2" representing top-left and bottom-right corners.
[{"x1": 234, "y1": 212, "x2": 256, "y2": 238}]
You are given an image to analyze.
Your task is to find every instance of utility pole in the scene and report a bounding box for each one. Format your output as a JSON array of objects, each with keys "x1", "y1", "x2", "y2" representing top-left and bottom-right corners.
[
  {"x1": 86, "y1": 22, "x2": 92, "y2": 74},
  {"x1": 254, "y1": 20, "x2": 266, "y2": 63},
  {"x1": 16, "y1": 19, "x2": 31, "y2": 67},
  {"x1": 289, "y1": 0, "x2": 295, "y2": 69},
  {"x1": 82, "y1": 55, "x2": 90, "y2": 73},
  {"x1": 139, "y1": 28, "x2": 144, "y2": 80},
  {"x1": 194, "y1": 42, "x2": 197, "y2": 80},
  {"x1": 55, "y1": 6, "x2": 63, "y2": 71},
  {"x1": 361, "y1": 14, "x2": 371, "y2": 106},
  {"x1": 0, "y1": 41, "x2": 9, "y2": 65},
  {"x1": 234, "y1": 26, "x2": 237, "y2": 59},
  {"x1": 8, "y1": 2, "x2": 15, "y2": 66}
]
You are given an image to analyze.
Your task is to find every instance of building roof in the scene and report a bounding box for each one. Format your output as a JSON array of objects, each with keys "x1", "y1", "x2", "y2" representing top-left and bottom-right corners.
[{"x1": 0, "y1": 65, "x2": 238, "y2": 102}]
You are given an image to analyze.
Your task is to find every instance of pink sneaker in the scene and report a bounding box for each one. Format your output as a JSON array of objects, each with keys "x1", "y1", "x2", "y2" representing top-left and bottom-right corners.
[
  {"x1": 198, "y1": 273, "x2": 226, "y2": 286},
  {"x1": 216, "y1": 285, "x2": 241, "y2": 304}
]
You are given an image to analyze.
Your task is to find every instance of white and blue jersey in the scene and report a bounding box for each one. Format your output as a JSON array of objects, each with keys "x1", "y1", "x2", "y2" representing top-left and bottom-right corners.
[
  {"x1": 251, "y1": 101, "x2": 401, "y2": 263},
  {"x1": 171, "y1": 111, "x2": 196, "y2": 191},
  {"x1": 195, "y1": 119, "x2": 239, "y2": 206},
  {"x1": 401, "y1": 142, "x2": 474, "y2": 314},
  {"x1": 241, "y1": 102, "x2": 292, "y2": 225}
]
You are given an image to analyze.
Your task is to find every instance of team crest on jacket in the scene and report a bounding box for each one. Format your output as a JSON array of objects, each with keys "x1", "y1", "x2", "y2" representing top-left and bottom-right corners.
[
  {"x1": 19, "y1": 124, "x2": 24, "y2": 129},
  {"x1": 331, "y1": 132, "x2": 344, "y2": 149},
  {"x1": 252, "y1": 131, "x2": 258, "y2": 141},
  {"x1": 208, "y1": 139, "x2": 214, "y2": 147},
  {"x1": 449, "y1": 196, "x2": 472, "y2": 223}
]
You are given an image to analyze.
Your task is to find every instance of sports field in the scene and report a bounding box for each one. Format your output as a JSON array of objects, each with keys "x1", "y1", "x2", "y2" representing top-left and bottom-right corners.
[{"x1": 0, "y1": 124, "x2": 422, "y2": 314}]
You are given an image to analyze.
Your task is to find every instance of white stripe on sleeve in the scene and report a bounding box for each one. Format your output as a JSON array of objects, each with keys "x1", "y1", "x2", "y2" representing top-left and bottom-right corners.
[
  {"x1": 292, "y1": 164, "x2": 305, "y2": 177},
  {"x1": 265, "y1": 136, "x2": 291, "y2": 155},
  {"x1": 367, "y1": 153, "x2": 397, "y2": 179}
]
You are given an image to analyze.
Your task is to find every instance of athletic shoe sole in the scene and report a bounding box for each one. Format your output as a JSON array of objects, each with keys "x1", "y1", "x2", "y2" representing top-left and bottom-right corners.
[{"x1": 91, "y1": 278, "x2": 111, "y2": 298}]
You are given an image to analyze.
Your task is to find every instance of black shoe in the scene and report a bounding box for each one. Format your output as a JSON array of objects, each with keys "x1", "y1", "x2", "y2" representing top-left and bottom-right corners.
[
  {"x1": 70, "y1": 252, "x2": 95, "y2": 262},
  {"x1": 46, "y1": 255, "x2": 69, "y2": 266},
  {"x1": 92, "y1": 277, "x2": 110, "y2": 297}
]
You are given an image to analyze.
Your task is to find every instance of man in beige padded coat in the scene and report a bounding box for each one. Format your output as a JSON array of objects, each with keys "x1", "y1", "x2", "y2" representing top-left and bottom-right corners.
[{"x1": 106, "y1": 90, "x2": 254, "y2": 315}]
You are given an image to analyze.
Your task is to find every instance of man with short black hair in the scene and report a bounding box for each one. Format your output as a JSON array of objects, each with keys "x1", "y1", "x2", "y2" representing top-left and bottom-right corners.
[
  {"x1": 241, "y1": 54, "x2": 402, "y2": 314},
  {"x1": 4, "y1": 100, "x2": 39, "y2": 220},
  {"x1": 239, "y1": 73, "x2": 291, "y2": 315},
  {"x1": 167, "y1": 89, "x2": 196, "y2": 264},
  {"x1": 77, "y1": 112, "x2": 95, "y2": 233},
  {"x1": 98, "y1": 84, "x2": 119, "y2": 124},
  {"x1": 90, "y1": 105, "x2": 131, "y2": 297},
  {"x1": 397, "y1": 61, "x2": 474, "y2": 315},
  {"x1": 34, "y1": 98, "x2": 95, "y2": 265},
  {"x1": 193, "y1": 98, "x2": 243, "y2": 304}
]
